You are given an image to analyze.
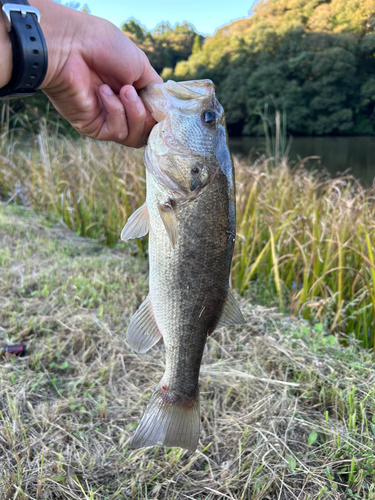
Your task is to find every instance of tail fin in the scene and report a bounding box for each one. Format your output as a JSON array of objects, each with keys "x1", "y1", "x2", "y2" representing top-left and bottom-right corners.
[{"x1": 130, "y1": 383, "x2": 200, "y2": 452}]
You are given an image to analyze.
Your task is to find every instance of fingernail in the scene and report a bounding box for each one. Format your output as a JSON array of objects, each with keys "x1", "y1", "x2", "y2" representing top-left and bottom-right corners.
[
  {"x1": 125, "y1": 87, "x2": 138, "y2": 102},
  {"x1": 102, "y1": 85, "x2": 114, "y2": 96}
]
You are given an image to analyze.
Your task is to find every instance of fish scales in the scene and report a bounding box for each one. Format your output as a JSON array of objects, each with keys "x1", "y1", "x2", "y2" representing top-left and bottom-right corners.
[
  {"x1": 121, "y1": 79, "x2": 244, "y2": 452},
  {"x1": 149, "y1": 169, "x2": 234, "y2": 393}
]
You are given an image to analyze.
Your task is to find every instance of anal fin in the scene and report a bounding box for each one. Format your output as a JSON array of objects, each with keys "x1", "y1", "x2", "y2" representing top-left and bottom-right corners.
[
  {"x1": 127, "y1": 295, "x2": 162, "y2": 353},
  {"x1": 121, "y1": 202, "x2": 150, "y2": 241},
  {"x1": 216, "y1": 289, "x2": 245, "y2": 329}
]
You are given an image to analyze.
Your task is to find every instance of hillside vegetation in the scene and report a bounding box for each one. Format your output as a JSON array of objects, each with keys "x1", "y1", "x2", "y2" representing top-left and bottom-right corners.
[{"x1": 167, "y1": 0, "x2": 375, "y2": 136}]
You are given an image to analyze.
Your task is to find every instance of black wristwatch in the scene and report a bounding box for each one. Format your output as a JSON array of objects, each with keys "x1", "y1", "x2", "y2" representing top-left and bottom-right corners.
[{"x1": 0, "y1": 0, "x2": 48, "y2": 98}]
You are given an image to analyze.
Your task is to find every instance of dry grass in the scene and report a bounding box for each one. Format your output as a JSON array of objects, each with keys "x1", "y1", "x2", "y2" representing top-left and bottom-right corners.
[{"x1": 1, "y1": 204, "x2": 374, "y2": 500}]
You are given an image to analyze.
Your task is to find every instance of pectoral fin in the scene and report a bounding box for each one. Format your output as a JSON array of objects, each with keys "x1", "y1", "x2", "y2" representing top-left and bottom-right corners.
[
  {"x1": 216, "y1": 289, "x2": 245, "y2": 329},
  {"x1": 158, "y1": 202, "x2": 178, "y2": 248},
  {"x1": 121, "y1": 202, "x2": 150, "y2": 241},
  {"x1": 127, "y1": 296, "x2": 162, "y2": 353}
]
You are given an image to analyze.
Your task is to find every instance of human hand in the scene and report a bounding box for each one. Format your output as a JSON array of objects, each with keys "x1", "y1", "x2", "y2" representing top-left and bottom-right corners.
[{"x1": 2, "y1": 0, "x2": 162, "y2": 147}]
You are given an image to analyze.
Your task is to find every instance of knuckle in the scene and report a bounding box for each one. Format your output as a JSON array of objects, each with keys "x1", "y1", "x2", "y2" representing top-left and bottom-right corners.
[
  {"x1": 78, "y1": 125, "x2": 97, "y2": 137},
  {"x1": 117, "y1": 131, "x2": 128, "y2": 141},
  {"x1": 137, "y1": 106, "x2": 147, "y2": 121},
  {"x1": 112, "y1": 105, "x2": 126, "y2": 117},
  {"x1": 73, "y1": 120, "x2": 101, "y2": 140},
  {"x1": 74, "y1": 125, "x2": 94, "y2": 138},
  {"x1": 124, "y1": 138, "x2": 143, "y2": 149}
]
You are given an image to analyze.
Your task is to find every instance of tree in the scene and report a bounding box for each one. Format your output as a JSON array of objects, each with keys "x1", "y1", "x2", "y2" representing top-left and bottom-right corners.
[
  {"x1": 121, "y1": 19, "x2": 146, "y2": 41},
  {"x1": 122, "y1": 20, "x2": 203, "y2": 75},
  {"x1": 169, "y1": 0, "x2": 375, "y2": 136},
  {"x1": 192, "y1": 35, "x2": 202, "y2": 55}
]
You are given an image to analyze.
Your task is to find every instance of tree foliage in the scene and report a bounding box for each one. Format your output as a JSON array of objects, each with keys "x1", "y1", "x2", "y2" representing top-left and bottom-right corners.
[
  {"x1": 121, "y1": 20, "x2": 203, "y2": 75},
  {"x1": 168, "y1": 0, "x2": 375, "y2": 136}
]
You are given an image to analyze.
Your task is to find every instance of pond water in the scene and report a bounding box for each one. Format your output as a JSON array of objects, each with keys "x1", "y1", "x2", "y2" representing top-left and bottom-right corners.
[{"x1": 229, "y1": 136, "x2": 375, "y2": 187}]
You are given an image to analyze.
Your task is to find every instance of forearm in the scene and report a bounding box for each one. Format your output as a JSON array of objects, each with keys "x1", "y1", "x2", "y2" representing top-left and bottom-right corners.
[{"x1": 0, "y1": 10, "x2": 12, "y2": 88}]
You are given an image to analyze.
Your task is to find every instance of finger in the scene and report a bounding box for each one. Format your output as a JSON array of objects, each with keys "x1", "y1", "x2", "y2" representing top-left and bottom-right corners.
[
  {"x1": 142, "y1": 107, "x2": 158, "y2": 142},
  {"x1": 96, "y1": 84, "x2": 129, "y2": 142},
  {"x1": 133, "y1": 52, "x2": 163, "y2": 89},
  {"x1": 120, "y1": 85, "x2": 152, "y2": 148}
]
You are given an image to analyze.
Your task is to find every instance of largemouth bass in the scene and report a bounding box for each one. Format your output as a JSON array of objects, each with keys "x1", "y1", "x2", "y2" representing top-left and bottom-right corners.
[{"x1": 121, "y1": 80, "x2": 244, "y2": 452}]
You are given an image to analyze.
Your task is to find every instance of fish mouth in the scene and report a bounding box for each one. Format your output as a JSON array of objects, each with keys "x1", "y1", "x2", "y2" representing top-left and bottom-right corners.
[
  {"x1": 140, "y1": 80, "x2": 215, "y2": 124},
  {"x1": 140, "y1": 80, "x2": 217, "y2": 156}
]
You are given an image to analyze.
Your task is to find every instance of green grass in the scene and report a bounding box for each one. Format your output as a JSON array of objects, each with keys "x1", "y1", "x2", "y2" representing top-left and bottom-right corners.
[{"x1": 1, "y1": 203, "x2": 375, "y2": 499}]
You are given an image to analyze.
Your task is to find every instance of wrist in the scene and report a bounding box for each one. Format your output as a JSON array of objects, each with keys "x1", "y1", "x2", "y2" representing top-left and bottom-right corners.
[
  {"x1": 0, "y1": 0, "x2": 49, "y2": 95},
  {"x1": 0, "y1": 7, "x2": 13, "y2": 88},
  {"x1": 28, "y1": 0, "x2": 81, "y2": 90},
  {"x1": 0, "y1": 0, "x2": 80, "y2": 93}
]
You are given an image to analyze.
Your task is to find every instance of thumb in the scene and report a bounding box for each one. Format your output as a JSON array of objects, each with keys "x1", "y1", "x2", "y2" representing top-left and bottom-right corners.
[{"x1": 133, "y1": 51, "x2": 163, "y2": 90}]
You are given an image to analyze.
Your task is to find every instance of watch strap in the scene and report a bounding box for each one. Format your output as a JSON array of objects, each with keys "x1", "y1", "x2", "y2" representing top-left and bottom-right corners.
[{"x1": 0, "y1": 0, "x2": 48, "y2": 98}]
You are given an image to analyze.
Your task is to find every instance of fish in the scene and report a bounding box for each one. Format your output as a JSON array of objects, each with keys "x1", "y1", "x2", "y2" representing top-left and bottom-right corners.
[{"x1": 121, "y1": 79, "x2": 244, "y2": 452}]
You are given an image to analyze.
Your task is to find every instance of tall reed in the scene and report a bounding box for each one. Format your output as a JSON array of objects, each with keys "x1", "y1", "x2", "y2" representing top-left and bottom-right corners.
[
  {"x1": 0, "y1": 108, "x2": 145, "y2": 246},
  {"x1": 234, "y1": 157, "x2": 375, "y2": 348}
]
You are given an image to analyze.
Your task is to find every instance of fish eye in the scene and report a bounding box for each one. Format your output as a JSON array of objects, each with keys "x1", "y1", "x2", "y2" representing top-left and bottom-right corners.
[
  {"x1": 191, "y1": 166, "x2": 200, "y2": 176},
  {"x1": 202, "y1": 110, "x2": 216, "y2": 124}
]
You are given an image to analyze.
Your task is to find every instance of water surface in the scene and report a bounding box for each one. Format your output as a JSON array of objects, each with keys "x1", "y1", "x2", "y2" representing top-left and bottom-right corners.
[{"x1": 229, "y1": 136, "x2": 375, "y2": 187}]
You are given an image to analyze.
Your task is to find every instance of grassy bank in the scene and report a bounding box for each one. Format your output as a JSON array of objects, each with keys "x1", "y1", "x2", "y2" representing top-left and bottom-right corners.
[
  {"x1": 1, "y1": 204, "x2": 375, "y2": 499},
  {"x1": 1, "y1": 118, "x2": 375, "y2": 347}
]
